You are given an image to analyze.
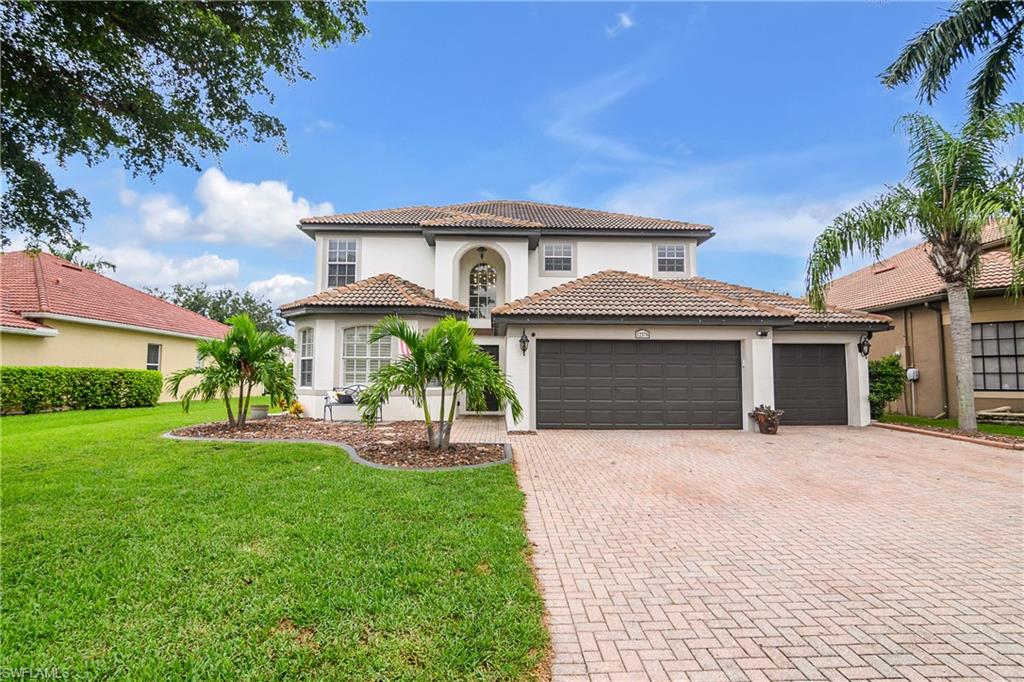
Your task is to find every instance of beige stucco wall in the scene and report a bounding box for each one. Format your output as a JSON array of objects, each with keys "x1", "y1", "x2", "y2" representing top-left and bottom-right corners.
[
  {"x1": 868, "y1": 292, "x2": 1023, "y2": 417},
  {"x1": 0, "y1": 319, "x2": 202, "y2": 402}
]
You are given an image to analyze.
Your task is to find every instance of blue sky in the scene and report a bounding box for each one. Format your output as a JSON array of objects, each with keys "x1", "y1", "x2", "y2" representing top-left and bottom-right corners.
[{"x1": 45, "y1": 1, "x2": 987, "y2": 304}]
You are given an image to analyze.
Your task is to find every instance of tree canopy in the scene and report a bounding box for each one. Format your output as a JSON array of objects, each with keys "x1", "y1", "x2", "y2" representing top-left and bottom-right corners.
[
  {"x1": 1, "y1": 1, "x2": 367, "y2": 248},
  {"x1": 146, "y1": 283, "x2": 284, "y2": 334}
]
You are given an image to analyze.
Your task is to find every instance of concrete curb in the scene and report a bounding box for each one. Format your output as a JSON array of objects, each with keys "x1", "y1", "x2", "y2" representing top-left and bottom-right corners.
[
  {"x1": 871, "y1": 422, "x2": 1024, "y2": 451},
  {"x1": 162, "y1": 433, "x2": 513, "y2": 471}
]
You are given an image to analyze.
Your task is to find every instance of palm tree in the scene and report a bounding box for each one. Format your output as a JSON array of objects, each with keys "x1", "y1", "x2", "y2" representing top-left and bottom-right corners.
[
  {"x1": 806, "y1": 107, "x2": 1023, "y2": 431},
  {"x1": 881, "y1": 1, "x2": 1024, "y2": 116},
  {"x1": 167, "y1": 313, "x2": 294, "y2": 427},
  {"x1": 357, "y1": 315, "x2": 522, "y2": 450}
]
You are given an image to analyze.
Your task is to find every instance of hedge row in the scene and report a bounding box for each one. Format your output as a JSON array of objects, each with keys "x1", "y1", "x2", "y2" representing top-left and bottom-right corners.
[{"x1": 0, "y1": 366, "x2": 163, "y2": 414}]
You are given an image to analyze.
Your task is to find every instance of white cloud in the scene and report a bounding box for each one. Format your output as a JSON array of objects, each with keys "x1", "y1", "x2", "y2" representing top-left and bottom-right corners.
[
  {"x1": 193, "y1": 169, "x2": 333, "y2": 245},
  {"x1": 120, "y1": 169, "x2": 333, "y2": 246},
  {"x1": 304, "y1": 119, "x2": 335, "y2": 134},
  {"x1": 247, "y1": 273, "x2": 313, "y2": 306},
  {"x1": 119, "y1": 189, "x2": 191, "y2": 239},
  {"x1": 605, "y1": 12, "x2": 634, "y2": 38},
  {"x1": 92, "y1": 245, "x2": 239, "y2": 289}
]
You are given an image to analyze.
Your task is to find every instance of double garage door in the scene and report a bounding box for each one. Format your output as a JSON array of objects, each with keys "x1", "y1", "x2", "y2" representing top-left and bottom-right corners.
[
  {"x1": 535, "y1": 340, "x2": 848, "y2": 429},
  {"x1": 536, "y1": 340, "x2": 742, "y2": 429}
]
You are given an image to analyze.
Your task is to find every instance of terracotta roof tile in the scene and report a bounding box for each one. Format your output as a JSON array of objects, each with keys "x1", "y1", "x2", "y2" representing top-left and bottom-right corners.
[
  {"x1": 826, "y1": 235, "x2": 1016, "y2": 312},
  {"x1": 0, "y1": 251, "x2": 228, "y2": 338},
  {"x1": 279, "y1": 273, "x2": 467, "y2": 313},
  {"x1": 492, "y1": 271, "x2": 796, "y2": 319},
  {"x1": 301, "y1": 199, "x2": 711, "y2": 233},
  {"x1": 682, "y1": 277, "x2": 891, "y2": 325}
]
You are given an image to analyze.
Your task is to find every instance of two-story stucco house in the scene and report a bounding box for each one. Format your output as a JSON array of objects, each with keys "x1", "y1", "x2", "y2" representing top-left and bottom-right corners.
[{"x1": 279, "y1": 200, "x2": 890, "y2": 432}]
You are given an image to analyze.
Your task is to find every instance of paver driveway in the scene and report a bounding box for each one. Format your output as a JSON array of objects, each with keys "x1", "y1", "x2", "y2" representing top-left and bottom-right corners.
[{"x1": 512, "y1": 427, "x2": 1023, "y2": 681}]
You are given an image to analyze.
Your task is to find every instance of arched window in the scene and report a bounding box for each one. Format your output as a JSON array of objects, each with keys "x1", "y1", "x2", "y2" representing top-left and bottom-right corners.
[
  {"x1": 342, "y1": 326, "x2": 391, "y2": 385},
  {"x1": 469, "y1": 262, "x2": 497, "y2": 319}
]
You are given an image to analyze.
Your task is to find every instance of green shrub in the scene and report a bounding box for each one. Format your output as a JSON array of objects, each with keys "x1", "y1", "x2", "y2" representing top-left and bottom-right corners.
[
  {"x1": 868, "y1": 354, "x2": 906, "y2": 419},
  {"x1": 0, "y1": 366, "x2": 163, "y2": 414}
]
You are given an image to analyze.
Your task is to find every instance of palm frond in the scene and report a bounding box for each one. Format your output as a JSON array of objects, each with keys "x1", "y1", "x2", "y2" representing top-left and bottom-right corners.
[
  {"x1": 969, "y1": 17, "x2": 1024, "y2": 115},
  {"x1": 805, "y1": 189, "x2": 915, "y2": 309}
]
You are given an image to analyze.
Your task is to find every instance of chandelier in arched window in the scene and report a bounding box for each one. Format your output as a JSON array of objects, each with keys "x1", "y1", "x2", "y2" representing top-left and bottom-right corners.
[{"x1": 469, "y1": 262, "x2": 497, "y2": 319}]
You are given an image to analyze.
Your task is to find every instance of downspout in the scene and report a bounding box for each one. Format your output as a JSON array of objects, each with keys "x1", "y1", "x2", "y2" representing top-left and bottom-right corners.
[
  {"x1": 926, "y1": 300, "x2": 950, "y2": 418},
  {"x1": 902, "y1": 308, "x2": 911, "y2": 414}
]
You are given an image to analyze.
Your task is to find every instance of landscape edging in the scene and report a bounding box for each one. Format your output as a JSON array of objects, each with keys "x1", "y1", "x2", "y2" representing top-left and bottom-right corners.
[
  {"x1": 162, "y1": 432, "x2": 513, "y2": 471},
  {"x1": 871, "y1": 422, "x2": 1024, "y2": 451}
]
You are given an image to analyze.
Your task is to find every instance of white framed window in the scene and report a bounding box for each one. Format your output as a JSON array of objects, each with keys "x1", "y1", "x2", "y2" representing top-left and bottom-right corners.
[
  {"x1": 299, "y1": 328, "x2": 314, "y2": 388},
  {"x1": 146, "y1": 343, "x2": 161, "y2": 371},
  {"x1": 542, "y1": 242, "x2": 574, "y2": 274},
  {"x1": 469, "y1": 262, "x2": 498, "y2": 319},
  {"x1": 655, "y1": 244, "x2": 685, "y2": 274},
  {"x1": 342, "y1": 326, "x2": 391, "y2": 385},
  {"x1": 326, "y1": 238, "x2": 357, "y2": 287},
  {"x1": 195, "y1": 349, "x2": 203, "y2": 370}
]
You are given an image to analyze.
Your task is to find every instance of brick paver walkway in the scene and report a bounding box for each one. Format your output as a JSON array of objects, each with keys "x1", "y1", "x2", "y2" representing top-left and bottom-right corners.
[{"x1": 512, "y1": 427, "x2": 1024, "y2": 681}]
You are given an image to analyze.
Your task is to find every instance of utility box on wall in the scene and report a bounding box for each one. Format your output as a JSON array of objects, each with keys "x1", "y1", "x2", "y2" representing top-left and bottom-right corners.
[{"x1": 906, "y1": 367, "x2": 920, "y2": 382}]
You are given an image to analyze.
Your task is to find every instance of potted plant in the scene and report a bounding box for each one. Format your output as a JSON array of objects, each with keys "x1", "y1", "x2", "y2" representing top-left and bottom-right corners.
[
  {"x1": 249, "y1": 404, "x2": 269, "y2": 420},
  {"x1": 750, "y1": 404, "x2": 784, "y2": 434}
]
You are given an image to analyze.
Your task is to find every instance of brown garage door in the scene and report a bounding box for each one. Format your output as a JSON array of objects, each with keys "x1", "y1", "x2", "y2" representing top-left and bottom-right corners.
[
  {"x1": 535, "y1": 340, "x2": 742, "y2": 429},
  {"x1": 773, "y1": 344, "x2": 848, "y2": 425}
]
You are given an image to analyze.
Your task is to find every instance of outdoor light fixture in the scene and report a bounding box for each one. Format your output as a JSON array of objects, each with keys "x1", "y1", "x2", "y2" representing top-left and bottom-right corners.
[
  {"x1": 477, "y1": 246, "x2": 487, "y2": 260},
  {"x1": 857, "y1": 333, "x2": 872, "y2": 357},
  {"x1": 519, "y1": 329, "x2": 530, "y2": 355},
  {"x1": 755, "y1": 330, "x2": 770, "y2": 338}
]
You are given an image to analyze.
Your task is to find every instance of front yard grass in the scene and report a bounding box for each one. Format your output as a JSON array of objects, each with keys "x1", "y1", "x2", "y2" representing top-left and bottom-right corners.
[
  {"x1": 879, "y1": 413, "x2": 1024, "y2": 438},
  {"x1": 1, "y1": 401, "x2": 547, "y2": 679}
]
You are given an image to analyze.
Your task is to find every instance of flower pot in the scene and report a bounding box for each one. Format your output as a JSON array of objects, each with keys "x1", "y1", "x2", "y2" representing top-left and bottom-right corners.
[
  {"x1": 754, "y1": 413, "x2": 779, "y2": 434},
  {"x1": 249, "y1": 405, "x2": 269, "y2": 420}
]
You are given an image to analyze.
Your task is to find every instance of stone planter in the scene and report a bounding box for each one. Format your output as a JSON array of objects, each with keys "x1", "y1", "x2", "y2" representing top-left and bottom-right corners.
[{"x1": 249, "y1": 405, "x2": 269, "y2": 420}]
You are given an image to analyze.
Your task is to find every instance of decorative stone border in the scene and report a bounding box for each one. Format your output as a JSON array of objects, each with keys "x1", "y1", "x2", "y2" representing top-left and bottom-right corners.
[
  {"x1": 871, "y1": 422, "x2": 1024, "y2": 451},
  {"x1": 162, "y1": 432, "x2": 514, "y2": 471}
]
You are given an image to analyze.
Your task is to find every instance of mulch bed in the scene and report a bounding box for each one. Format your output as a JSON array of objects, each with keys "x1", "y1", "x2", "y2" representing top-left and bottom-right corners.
[{"x1": 171, "y1": 417, "x2": 507, "y2": 469}]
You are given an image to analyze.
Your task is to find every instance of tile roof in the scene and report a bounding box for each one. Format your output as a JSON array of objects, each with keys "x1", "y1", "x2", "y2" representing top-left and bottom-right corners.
[
  {"x1": 491, "y1": 271, "x2": 888, "y2": 325},
  {"x1": 491, "y1": 271, "x2": 798, "y2": 320},
  {"x1": 0, "y1": 250, "x2": 229, "y2": 338},
  {"x1": 826, "y1": 233, "x2": 1016, "y2": 312},
  {"x1": 279, "y1": 273, "x2": 467, "y2": 313},
  {"x1": 682, "y1": 277, "x2": 891, "y2": 325},
  {"x1": 300, "y1": 199, "x2": 711, "y2": 233}
]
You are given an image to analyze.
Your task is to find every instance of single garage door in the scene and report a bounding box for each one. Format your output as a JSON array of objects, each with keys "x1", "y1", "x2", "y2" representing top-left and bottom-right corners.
[
  {"x1": 536, "y1": 340, "x2": 742, "y2": 429},
  {"x1": 773, "y1": 344, "x2": 848, "y2": 425}
]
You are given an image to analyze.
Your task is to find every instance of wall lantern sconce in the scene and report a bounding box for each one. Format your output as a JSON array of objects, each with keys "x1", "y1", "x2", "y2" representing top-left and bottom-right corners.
[
  {"x1": 857, "y1": 333, "x2": 872, "y2": 357},
  {"x1": 477, "y1": 246, "x2": 487, "y2": 260},
  {"x1": 519, "y1": 329, "x2": 530, "y2": 355}
]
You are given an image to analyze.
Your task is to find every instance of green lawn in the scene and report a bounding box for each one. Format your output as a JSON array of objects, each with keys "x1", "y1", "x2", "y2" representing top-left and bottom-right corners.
[
  {"x1": 1, "y1": 401, "x2": 547, "y2": 679},
  {"x1": 879, "y1": 413, "x2": 1024, "y2": 438}
]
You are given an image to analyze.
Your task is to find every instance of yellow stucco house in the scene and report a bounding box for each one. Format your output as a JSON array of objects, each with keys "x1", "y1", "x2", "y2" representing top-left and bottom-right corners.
[{"x1": 1, "y1": 250, "x2": 228, "y2": 401}]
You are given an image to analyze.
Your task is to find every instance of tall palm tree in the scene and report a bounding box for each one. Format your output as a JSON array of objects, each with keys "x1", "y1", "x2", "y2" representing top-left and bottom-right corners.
[
  {"x1": 881, "y1": 0, "x2": 1024, "y2": 116},
  {"x1": 806, "y1": 106, "x2": 1023, "y2": 431},
  {"x1": 357, "y1": 315, "x2": 522, "y2": 450},
  {"x1": 167, "y1": 313, "x2": 294, "y2": 427}
]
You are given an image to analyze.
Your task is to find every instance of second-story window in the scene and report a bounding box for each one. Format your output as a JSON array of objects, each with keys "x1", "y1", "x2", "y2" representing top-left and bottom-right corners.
[
  {"x1": 327, "y1": 239, "x2": 357, "y2": 287},
  {"x1": 656, "y1": 244, "x2": 685, "y2": 274},
  {"x1": 543, "y1": 242, "x2": 573, "y2": 273},
  {"x1": 469, "y1": 262, "x2": 497, "y2": 319}
]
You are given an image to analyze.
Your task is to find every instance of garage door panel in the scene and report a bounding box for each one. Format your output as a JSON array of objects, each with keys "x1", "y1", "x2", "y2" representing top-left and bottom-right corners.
[
  {"x1": 773, "y1": 344, "x2": 847, "y2": 425},
  {"x1": 536, "y1": 339, "x2": 741, "y2": 429}
]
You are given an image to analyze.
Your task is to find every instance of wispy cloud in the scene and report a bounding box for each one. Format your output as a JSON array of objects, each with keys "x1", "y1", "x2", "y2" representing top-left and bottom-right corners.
[
  {"x1": 543, "y1": 67, "x2": 665, "y2": 165},
  {"x1": 605, "y1": 11, "x2": 634, "y2": 38}
]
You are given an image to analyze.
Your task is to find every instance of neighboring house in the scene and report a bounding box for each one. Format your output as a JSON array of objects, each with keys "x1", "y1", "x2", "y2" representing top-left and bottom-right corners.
[
  {"x1": 1, "y1": 250, "x2": 229, "y2": 401},
  {"x1": 827, "y1": 224, "x2": 1022, "y2": 418},
  {"x1": 280, "y1": 200, "x2": 890, "y2": 432}
]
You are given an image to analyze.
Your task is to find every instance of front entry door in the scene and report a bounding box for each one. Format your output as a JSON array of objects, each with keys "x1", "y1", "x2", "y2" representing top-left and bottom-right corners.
[{"x1": 479, "y1": 345, "x2": 500, "y2": 411}]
